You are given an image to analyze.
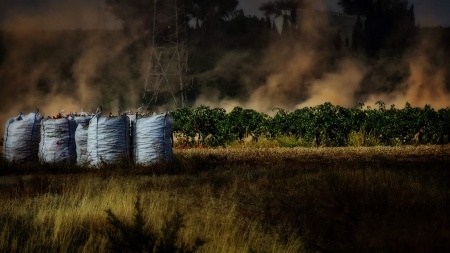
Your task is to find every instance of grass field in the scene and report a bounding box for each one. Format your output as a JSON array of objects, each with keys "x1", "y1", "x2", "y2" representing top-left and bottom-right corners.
[{"x1": 1, "y1": 145, "x2": 450, "y2": 252}]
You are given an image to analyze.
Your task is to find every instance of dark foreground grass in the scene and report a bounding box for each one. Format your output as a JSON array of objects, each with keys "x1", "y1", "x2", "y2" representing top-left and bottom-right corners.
[{"x1": 0, "y1": 146, "x2": 449, "y2": 252}]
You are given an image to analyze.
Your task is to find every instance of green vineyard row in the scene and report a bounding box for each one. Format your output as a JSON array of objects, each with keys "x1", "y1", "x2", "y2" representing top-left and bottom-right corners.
[{"x1": 170, "y1": 102, "x2": 450, "y2": 147}]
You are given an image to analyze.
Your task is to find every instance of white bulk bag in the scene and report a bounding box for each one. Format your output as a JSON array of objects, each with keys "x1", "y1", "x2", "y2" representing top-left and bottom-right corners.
[
  {"x1": 75, "y1": 124, "x2": 89, "y2": 165},
  {"x1": 87, "y1": 115, "x2": 130, "y2": 165},
  {"x1": 134, "y1": 113, "x2": 173, "y2": 164},
  {"x1": 39, "y1": 118, "x2": 77, "y2": 163},
  {"x1": 3, "y1": 112, "x2": 43, "y2": 162}
]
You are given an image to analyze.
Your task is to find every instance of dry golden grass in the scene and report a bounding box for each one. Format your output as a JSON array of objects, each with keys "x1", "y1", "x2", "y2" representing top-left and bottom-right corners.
[
  {"x1": 1, "y1": 145, "x2": 449, "y2": 252},
  {"x1": 0, "y1": 174, "x2": 304, "y2": 252},
  {"x1": 176, "y1": 145, "x2": 450, "y2": 163}
]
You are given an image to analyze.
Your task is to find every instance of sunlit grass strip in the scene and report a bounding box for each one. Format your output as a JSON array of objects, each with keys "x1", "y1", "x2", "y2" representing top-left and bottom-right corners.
[
  {"x1": 174, "y1": 145, "x2": 450, "y2": 162},
  {"x1": 0, "y1": 174, "x2": 304, "y2": 253}
]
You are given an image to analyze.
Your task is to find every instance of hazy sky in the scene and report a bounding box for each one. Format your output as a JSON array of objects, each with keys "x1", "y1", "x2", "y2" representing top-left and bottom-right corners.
[{"x1": 0, "y1": 0, "x2": 449, "y2": 28}]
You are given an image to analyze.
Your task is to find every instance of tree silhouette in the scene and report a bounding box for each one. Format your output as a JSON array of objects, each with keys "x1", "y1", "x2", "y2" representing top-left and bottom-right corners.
[
  {"x1": 338, "y1": 0, "x2": 373, "y2": 16},
  {"x1": 187, "y1": 0, "x2": 239, "y2": 28},
  {"x1": 352, "y1": 16, "x2": 364, "y2": 50},
  {"x1": 106, "y1": 0, "x2": 238, "y2": 45},
  {"x1": 339, "y1": 0, "x2": 416, "y2": 54},
  {"x1": 259, "y1": 0, "x2": 311, "y2": 37},
  {"x1": 259, "y1": 0, "x2": 309, "y2": 26}
]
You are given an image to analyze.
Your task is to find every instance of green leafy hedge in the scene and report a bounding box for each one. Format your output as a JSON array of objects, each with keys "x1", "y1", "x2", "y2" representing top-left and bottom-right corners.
[{"x1": 170, "y1": 102, "x2": 450, "y2": 147}]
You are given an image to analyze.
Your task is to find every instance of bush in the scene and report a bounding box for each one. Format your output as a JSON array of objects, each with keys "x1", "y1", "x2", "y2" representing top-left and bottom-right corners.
[
  {"x1": 105, "y1": 197, "x2": 205, "y2": 253},
  {"x1": 348, "y1": 131, "x2": 364, "y2": 146},
  {"x1": 170, "y1": 103, "x2": 450, "y2": 148},
  {"x1": 276, "y1": 135, "x2": 310, "y2": 147}
]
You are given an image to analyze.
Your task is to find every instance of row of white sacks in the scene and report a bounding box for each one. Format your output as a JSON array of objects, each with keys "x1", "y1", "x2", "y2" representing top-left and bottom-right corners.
[{"x1": 3, "y1": 112, "x2": 173, "y2": 165}]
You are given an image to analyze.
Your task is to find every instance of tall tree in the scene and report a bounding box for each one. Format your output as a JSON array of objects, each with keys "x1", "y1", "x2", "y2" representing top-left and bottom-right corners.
[
  {"x1": 259, "y1": 0, "x2": 309, "y2": 25},
  {"x1": 352, "y1": 15, "x2": 365, "y2": 50},
  {"x1": 338, "y1": 0, "x2": 415, "y2": 53},
  {"x1": 259, "y1": 0, "x2": 310, "y2": 36},
  {"x1": 338, "y1": 0, "x2": 373, "y2": 16},
  {"x1": 259, "y1": 1, "x2": 278, "y2": 17},
  {"x1": 187, "y1": 0, "x2": 239, "y2": 26}
]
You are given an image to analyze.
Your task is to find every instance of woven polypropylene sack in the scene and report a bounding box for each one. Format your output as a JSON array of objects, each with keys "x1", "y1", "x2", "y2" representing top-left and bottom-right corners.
[
  {"x1": 75, "y1": 124, "x2": 89, "y2": 165},
  {"x1": 133, "y1": 113, "x2": 173, "y2": 165},
  {"x1": 39, "y1": 118, "x2": 77, "y2": 163},
  {"x1": 87, "y1": 115, "x2": 130, "y2": 166},
  {"x1": 3, "y1": 112, "x2": 43, "y2": 162}
]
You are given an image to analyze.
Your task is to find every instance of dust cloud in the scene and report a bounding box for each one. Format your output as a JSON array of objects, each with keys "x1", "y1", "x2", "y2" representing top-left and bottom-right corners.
[
  {"x1": 297, "y1": 59, "x2": 366, "y2": 108},
  {"x1": 1, "y1": 0, "x2": 449, "y2": 136},
  {"x1": 1, "y1": 0, "x2": 104, "y2": 30},
  {"x1": 0, "y1": 0, "x2": 144, "y2": 133},
  {"x1": 365, "y1": 31, "x2": 450, "y2": 108},
  {"x1": 195, "y1": 0, "x2": 450, "y2": 114}
]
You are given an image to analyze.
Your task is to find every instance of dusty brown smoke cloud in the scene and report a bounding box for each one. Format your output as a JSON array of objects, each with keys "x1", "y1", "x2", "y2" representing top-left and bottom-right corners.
[
  {"x1": 366, "y1": 31, "x2": 450, "y2": 108},
  {"x1": 1, "y1": 0, "x2": 449, "y2": 136},
  {"x1": 194, "y1": 0, "x2": 450, "y2": 113},
  {"x1": 194, "y1": 51, "x2": 253, "y2": 112},
  {"x1": 0, "y1": 0, "x2": 145, "y2": 133},
  {"x1": 297, "y1": 59, "x2": 366, "y2": 108},
  {"x1": 195, "y1": 0, "x2": 367, "y2": 113},
  {"x1": 1, "y1": 0, "x2": 102, "y2": 30}
]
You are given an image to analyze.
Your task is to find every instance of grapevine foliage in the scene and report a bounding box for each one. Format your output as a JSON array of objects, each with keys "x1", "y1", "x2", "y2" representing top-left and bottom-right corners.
[{"x1": 170, "y1": 103, "x2": 450, "y2": 147}]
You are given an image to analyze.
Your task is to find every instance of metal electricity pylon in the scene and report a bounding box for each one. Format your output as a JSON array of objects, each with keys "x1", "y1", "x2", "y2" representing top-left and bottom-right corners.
[{"x1": 143, "y1": 0, "x2": 189, "y2": 110}]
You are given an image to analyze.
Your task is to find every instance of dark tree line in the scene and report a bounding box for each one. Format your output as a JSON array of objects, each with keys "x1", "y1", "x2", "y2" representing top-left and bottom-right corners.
[
  {"x1": 100, "y1": 0, "x2": 449, "y2": 112},
  {"x1": 340, "y1": 0, "x2": 416, "y2": 54},
  {"x1": 259, "y1": 0, "x2": 305, "y2": 28},
  {"x1": 104, "y1": 0, "x2": 417, "y2": 54},
  {"x1": 0, "y1": 0, "x2": 448, "y2": 117},
  {"x1": 105, "y1": 0, "x2": 247, "y2": 48}
]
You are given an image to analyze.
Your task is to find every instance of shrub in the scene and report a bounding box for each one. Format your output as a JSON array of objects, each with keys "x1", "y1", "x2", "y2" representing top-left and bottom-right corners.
[
  {"x1": 105, "y1": 197, "x2": 205, "y2": 253},
  {"x1": 276, "y1": 135, "x2": 310, "y2": 147},
  {"x1": 348, "y1": 131, "x2": 364, "y2": 146}
]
